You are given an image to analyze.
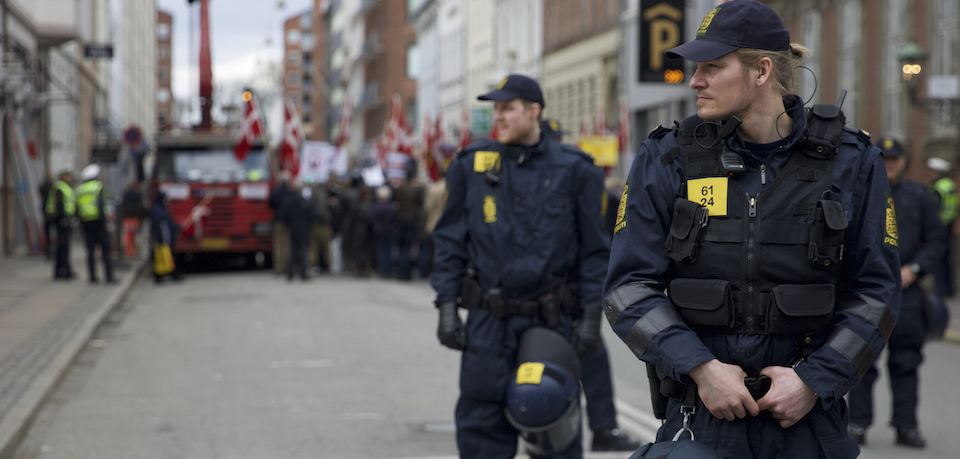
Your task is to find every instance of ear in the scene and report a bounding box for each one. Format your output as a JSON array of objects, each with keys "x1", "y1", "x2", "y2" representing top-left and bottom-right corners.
[
  {"x1": 530, "y1": 102, "x2": 542, "y2": 120},
  {"x1": 755, "y1": 57, "x2": 774, "y2": 86}
]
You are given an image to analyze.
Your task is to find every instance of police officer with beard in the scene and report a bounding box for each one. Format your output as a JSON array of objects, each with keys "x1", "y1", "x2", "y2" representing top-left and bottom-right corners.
[
  {"x1": 846, "y1": 137, "x2": 946, "y2": 448},
  {"x1": 431, "y1": 74, "x2": 609, "y2": 458},
  {"x1": 602, "y1": 1, "x2": 900, "y2": 458}
]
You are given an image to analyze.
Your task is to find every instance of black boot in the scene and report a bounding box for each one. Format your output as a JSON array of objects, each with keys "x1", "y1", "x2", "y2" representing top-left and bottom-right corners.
[
  {"x1": 591, "y1": 429, "x2": 641, "y2": 451},
  {"x1": 895, "y1": 426, "x2": 926, "y2": 448}
]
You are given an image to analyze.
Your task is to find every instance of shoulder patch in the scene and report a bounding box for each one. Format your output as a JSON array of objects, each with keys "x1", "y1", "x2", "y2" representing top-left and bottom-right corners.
[
  {"x1": 614, "y1": 183, "x2": 629, "y2": 236},
  {"x1": 855, "y1": 128, "x2": 872, "y2": 144},
  {"x1": 884, "y1": 191, "x2": 898, "y2": 248},
  {"x1": 648, "y1": 125, "x2": 673, "y2": 140}
]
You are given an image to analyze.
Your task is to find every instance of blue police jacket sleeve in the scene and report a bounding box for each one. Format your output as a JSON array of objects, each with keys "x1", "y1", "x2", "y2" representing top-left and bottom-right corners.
[
  {"x1": 795, "y1": 144, "x2": 901, "y2": 408},
  {"x1": 430, "y1": 155, "x2": 470, "y2": 304},
  {"x1": 575, "y1": 161, "x2": 611, "y2": 305},
  {"x1": 602, "y1": 135, "x2": 716, "y2": 382}
]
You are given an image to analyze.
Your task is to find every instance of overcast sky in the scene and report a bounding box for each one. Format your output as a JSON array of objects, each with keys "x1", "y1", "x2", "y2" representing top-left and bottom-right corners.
[{"x1": 156, "y1": 0, "x2": 313, "y2": 103}]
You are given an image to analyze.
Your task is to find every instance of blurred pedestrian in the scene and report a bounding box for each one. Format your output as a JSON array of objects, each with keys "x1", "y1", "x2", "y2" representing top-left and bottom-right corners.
[
  {"x1": 393, "y1": 176, "x2": 423, "y2": 280},
  {"x1": 419, "y1": 167, "x2": 447, "y2": 278},
  {"x1": 847, "y1": 137, "x2": 947, "y2": 449},
  {"x1": 119, "y1": 180, "x2": 147, "y2": 257},
  {"x1": 280, "y1": 181, "x2": 315, "y2": 281},
  {"x1": 76, "y1": 164, "x2": 116, "y2": 284},
  {"x1": 150, "y1": 191, "x2": 183, "y2": 284},
  {"x1": 46, "y1": 170, "x2": 76, "y2": 280},
  {"x1": 306, "y1": 178, "x2": 333, "y2": 275},
  {"x1": 926, "y1": 157, "x2": 957, "y2": 298},
  {"x1": 341, "y1": 177, "x2": 374, "y2": 276},
  {"x1": 39, "y1": 172, "x2": 54, "y2": 259},
  {"x1": 269, "y1": 171, "x2": 294, "y2": 274},
  {"x1": 369, "y1": 185, "x2": 397, "y2": 278}
]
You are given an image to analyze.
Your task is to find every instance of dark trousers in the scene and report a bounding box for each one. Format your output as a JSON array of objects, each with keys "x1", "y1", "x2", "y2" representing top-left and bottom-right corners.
[
  {"x1": 932, "y1": 234, "x2": 955, "y2": 297},
  {"x1": 580, "y1": 339, "x2": 618, "y2": 431},
  {"x1": 53, "y1": 223, "x2": 73, "y2": 279},
  {"x1": 848, "y1": 286, "x2": 927, "y2": 429},
  {"x1": 394, "y1": 220, "x2": 416, "y2": 280},
  {"x1": 455, "y1": 310, "x2": 582, "y2": 459},
  {"x1": 83, "y1": 220, "x2": 114, "y2": 282},
  {"x1": 288, "y1": 233, "x2": 309, "y2": 280},
  {"x1": 374, "y1": 234, "x2": 392, "y2": 277}
]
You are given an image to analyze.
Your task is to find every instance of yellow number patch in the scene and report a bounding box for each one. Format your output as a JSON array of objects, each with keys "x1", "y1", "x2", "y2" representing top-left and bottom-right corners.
[
  {"x1": 474, "y1": 151, "x2": 500, "y2": 173},
  {"x1": 516, "y1": 362, "x2": 545, "y2": 385},
  {"x1": 687, "y1": 177, "x2": 728, "y2": 216}
]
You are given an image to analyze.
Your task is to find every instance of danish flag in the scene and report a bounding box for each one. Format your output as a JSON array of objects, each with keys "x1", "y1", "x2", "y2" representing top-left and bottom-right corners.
[
  {"x1": 234, "y1": 92, "x2": 264, "y2": 162},
  {"x1": 278, "y1": 99, "x2": 305, "y2": 175}
]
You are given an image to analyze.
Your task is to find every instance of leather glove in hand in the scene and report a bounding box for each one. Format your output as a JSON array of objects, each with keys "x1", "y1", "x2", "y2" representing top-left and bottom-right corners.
[
  {"x1": 437, "y1": 301, "x2": 467, "y2": 350},
  {"x1": 572, "y1": 305, "x2": 602, "y2": 358}
]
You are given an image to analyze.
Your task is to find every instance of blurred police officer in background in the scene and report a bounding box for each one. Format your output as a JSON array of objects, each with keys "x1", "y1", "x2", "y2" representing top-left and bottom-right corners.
[
  {"x1": 431, "y1": 74, "x2": 609, "y2": 458},
  {"x1": 926, "y1": 156, "x2": 957, "y2": 298},
  {"x1": 46, "y1": 170, "x2": 76, "y2": 280},
  {"x1": 539, "y1": 117, "x2": 640, "y2": 452},
  {"x1": 846, "y1": 137, "x2": 946, "y2": 448},
  {"x1": 76, "y1": 164, "x2": 116, "y2": 285},
  {"x1": 602, "y1": 1, "x2": 900, "y2": 457}
]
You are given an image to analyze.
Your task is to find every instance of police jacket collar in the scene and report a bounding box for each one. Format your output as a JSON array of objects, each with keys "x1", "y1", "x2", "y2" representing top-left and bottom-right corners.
[
  {"x1": 501, "y1": 132, "x2": 549, "y2": 163},
  {"x1": 724, "y1": 95, "x2": 806, "y2": 162}
]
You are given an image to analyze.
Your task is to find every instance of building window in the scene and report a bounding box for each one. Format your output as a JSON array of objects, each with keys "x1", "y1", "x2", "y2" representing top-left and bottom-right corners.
[
  {"x1": 287, "y1": 73, "x2": 300, "y2": 87},
  {"x1": 158, "y1": 89, "x2": 171, "y2": 104},
  {"x1": 883, "y1": 0, "x2": 907, "y2": 138},
  {"x1": 157, "y1": 23, "x2": 170, "y2": 40},
  {"x1": 158, "y1": 45, "x2": 169, "y2": 61},
  {"x1": 287, "y1": 50, "x2": 301, "y2": 65},
  {"x1": 286, "y1": 29, "x2": 302, "y2": 46},
  {"x1": 158, "y1": 68, "x2": 169, "y2": 83},
  {"x1": 407, "y1": 44, "x2": 419, "y2": 79}
]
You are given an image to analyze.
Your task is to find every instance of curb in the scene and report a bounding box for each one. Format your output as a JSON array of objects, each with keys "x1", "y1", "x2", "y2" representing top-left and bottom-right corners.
[{"x1": 0, "y1": 259, "x2": 148, "y2": 459}]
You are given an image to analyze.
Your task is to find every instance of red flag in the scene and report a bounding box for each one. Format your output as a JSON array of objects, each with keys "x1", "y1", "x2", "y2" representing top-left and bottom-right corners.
[
  {"x1": 278, "y1": 99, "x2": 305, "y2": 176},
  {"x1": 234, "y1": 93, "x2": 264, "y2": 162},
  {"x1": 579, "y1": 120, "x2": 588, "y2": 139},
  {"x1": 336, "y1": 96, "x2": 352, "y2": 149},
  {"x1": 459, "y1": 109, "x2": 472, "y2": 150},
  {"x1": 378, "y1": 94, "x2": 405, "y2": 170}
]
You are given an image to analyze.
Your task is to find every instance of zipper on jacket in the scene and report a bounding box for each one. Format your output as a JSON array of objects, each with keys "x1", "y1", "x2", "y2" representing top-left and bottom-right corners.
[{"x1": 744, "y1": 194, "x2": 759, "y2": 334}]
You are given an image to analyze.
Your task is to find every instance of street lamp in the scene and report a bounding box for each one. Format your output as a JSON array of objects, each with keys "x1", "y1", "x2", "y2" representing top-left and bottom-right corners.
[{"x1": 897, "y1": 41, "x2": 960, "y2": 123}]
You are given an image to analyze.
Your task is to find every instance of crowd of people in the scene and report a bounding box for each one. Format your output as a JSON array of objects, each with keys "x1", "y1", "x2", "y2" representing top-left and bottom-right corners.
[{"x1": 268, "y1": 169, "x2": 444, "y2": 282}]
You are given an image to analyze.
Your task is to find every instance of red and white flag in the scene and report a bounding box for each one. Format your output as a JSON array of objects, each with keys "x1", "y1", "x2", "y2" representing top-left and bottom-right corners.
[
  {"x1": 593, "y1": 106, "x2": 606, "y2": 136},
  {"x1": 459, "y1": 109, "x2": 472, "y2": 150},
  {"x1": 336, "y1": 96, "x2": 352, "y2": 149},
  {"x1": 234, "y1": 92, "x2": 264, "y2": 162},
  {"x1": 278, "y1": 99, "x2": 305, "y2": 175},
  {"x1": 617, "y1": 97, "x2": 632, "y2": 155}
]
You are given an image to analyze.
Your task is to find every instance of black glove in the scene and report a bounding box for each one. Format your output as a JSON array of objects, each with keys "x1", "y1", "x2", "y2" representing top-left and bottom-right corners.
[
  {"x1": 437, "y1": 301, "x2": 467, "y2": 350},
  {"x1": 572, "y1": 305, "x2": 602, "y2": 358}
]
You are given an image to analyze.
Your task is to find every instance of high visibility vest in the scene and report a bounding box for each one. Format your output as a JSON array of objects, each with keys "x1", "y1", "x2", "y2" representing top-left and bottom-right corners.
[
  {"x1": 932, "y1": 177, "x2": 959, "y2": 226},
  {"x1": 76, "y1": 180, "x2": 104, "y2": 222},
  {"x1": 45, "y1": 180, "x2": 76, "y2": 218}
]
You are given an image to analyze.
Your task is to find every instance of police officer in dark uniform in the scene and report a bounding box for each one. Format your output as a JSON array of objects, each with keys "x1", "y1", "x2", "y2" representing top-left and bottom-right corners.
[
  {"x1": 76, "y1": 164, "x2": 117, "y2": 284},
  {"x1": 602, "y1": 1, "x2": 901, "y2": 458},
  {"x1": 46, "y1": 170, "x2": 77, "y2": 280},
  {"x1": 541, "y1": 117, "x2": 640, "y2": 452},
  {"x1": 846, "y1": 137, "x2": 946, "y2": 448},
  {"x1": 432, "y1": 74, "x2": 610, "y2": 458}
]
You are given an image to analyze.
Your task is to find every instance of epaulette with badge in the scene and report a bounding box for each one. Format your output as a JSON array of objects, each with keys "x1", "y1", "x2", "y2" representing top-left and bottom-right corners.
[{"x1": 648, "y1": 125, "x2": 673, "y2": 140}]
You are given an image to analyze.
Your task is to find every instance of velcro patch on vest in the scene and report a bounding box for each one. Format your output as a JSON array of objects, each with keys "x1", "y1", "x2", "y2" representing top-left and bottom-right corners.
[
  {"x1": 884, "y1": 192, "x2": 898, "y2": 248},
  {"x1": 474, "y1": 151, "x2": 500, "y2": 173},
  {"x1": 687, "y1": 177, "x2": 728, "y2": 216}
]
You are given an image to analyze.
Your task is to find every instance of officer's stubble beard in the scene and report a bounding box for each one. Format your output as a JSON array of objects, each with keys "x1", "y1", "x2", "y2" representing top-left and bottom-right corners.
[
  {"x1": 497, "y1": 100, "x2": 542, "y2": 146},
  {"x1": 696, "y1": 66, "x2": 757, "y2": 123}
]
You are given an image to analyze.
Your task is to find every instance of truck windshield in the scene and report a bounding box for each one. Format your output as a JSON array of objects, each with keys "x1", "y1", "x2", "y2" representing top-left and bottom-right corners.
[{"x1": 155, "y1": 148, "x2": 270, "y2": 183}]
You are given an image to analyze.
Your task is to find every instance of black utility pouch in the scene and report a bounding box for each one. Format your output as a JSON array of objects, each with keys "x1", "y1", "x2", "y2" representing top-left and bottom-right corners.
[
  {"x1": 668, "y1": 278, "x2": 734, "y2": 330},
  {"x1": 460, "y1": 275, "x2": 483, "y2": 310},
  {"x1": 665, "y1": 198, "x2": 709, "y2": 263},
  {"x1": 766, "y1": 284, "x2": 835, "y2": 336},
  {"x1": 808, "y1": 197, "x2": 847, "y2": 269}
]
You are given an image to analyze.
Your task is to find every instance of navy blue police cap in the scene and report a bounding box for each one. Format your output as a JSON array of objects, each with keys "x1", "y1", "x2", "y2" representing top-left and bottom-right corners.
[
  {"x1": 666, "y1": 0, "x2": 791, "y2": 63},
  {"x1": 478, "y1": 74, "x2": 545, "y2": 108},
  {"x1": 876, "y1": 136, "x2": 904, "y2": 158},
  {"x1": 540, "y1": 118, "x2": 567, "y2": 140}
]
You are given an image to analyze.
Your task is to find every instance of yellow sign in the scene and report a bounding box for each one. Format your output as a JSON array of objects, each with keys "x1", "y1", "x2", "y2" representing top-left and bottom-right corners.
[
  {"x1": 614, "y1": 184, "x2": 629, "y2": 235},
  {"x1": 687, "y1": 177, "x2": 728, "y2": 216},
  {"x1": 516, "y1": 362, "x2": 545, "y2": 385},
  {"x1": 578, "y1": 135, "x2": 619, "y2": 167},
  {"x1": 885, "y1": 194, "x2": 898, "y2": 248},
  {"x1": 474, "y1": 151, "x2": 500, "y2": 173},
  {"x1": 483, "y1": 195, "x2": 497, "y2": 223}
]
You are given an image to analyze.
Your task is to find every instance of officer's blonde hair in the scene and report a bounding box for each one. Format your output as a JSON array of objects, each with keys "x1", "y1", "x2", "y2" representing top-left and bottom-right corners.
[{"x1": 737, "y1": 43, "x2": 810, "y2": 96}]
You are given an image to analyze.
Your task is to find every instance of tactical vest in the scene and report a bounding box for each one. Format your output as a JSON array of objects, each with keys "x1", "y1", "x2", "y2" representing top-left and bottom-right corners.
[
  {"x1": 46, "y1": 180, "x2": 76, "y2": 218},
  {"x1": 662, "y1": 105, "x2": 848, "y2": 336},
  {"x1": 76, "y1": 180, "x2": 103, "y2": 222}
]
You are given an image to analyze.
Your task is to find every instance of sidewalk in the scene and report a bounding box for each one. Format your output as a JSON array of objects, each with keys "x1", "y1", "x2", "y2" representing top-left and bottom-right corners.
[{"x1": 0, "y1": 242, "x2": 146, "y2": 459}]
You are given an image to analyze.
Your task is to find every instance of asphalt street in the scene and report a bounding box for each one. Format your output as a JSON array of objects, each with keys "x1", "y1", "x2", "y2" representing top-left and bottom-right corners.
[{"x1": 6, "y1": 268, "x2": 960, "y2": 458}]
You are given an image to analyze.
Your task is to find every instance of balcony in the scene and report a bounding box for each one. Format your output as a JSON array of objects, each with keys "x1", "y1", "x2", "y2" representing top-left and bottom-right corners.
[{"x1": 28, "y1": 0, "x2": 79, "y2": 46}]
